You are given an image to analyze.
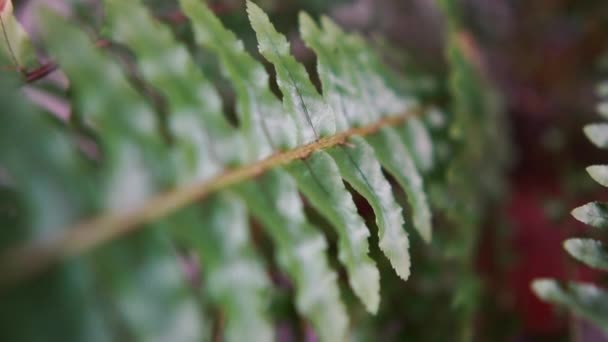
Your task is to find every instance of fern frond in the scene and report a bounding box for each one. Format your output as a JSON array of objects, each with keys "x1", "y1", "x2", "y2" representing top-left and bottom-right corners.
[
  {"x1": 288, "y1": 152, "x2": 381, "y2": 313},
  {"x1": 0, "y1": 0, "x2": 508, "y2": 340},
  {"x1": 532, "y1": 71, "x2": 608, "y2": 331},
  {"x1": 329, "y1": 138, "x2": 411, "y2": 280},
  {"x1": 237, "y1": 170, "x2": 348, "y2": 342}
]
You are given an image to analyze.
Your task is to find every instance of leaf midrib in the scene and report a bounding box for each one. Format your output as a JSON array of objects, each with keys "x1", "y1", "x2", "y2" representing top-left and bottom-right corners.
[{"x1": 0, "y1": 108, "x2": 422, "y2": 290}]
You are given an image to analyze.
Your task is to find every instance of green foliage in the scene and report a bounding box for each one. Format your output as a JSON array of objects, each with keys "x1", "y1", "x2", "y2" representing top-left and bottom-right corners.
[
  {"x1": 532, "y1": 79, "x2": 608, "y2": 332},
  {"x1": 0, "y1": 0, "x2": 35, "y2": 69},
  {"x1": 0, "y1": 0, "x2": 508, "y2": 340}
]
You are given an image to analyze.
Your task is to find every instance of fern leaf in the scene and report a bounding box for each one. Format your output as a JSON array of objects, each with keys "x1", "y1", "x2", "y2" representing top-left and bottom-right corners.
[
  {"x1": 247, "y1": 1, "x2": 335, "y2": 143},
  {"x1": 39, "y1": 10, "x2": 167, "y2": 209},
  {"x1": 532, "y1": 279, "x2": 608, "y2": 333},
  {"x1": 319, "y1": 17, "x2": 413, "y2": 118},
  {"x1": 0, "y1": 71, "x2": 88, "y2": 239},
  {"x1": 39, "y1": 11, "x2": 207, "y2": 340},
  {"x1": 91, "y1": 228, "x2": 206, "y2": 342},
  {"x1": 584, "y1": 123, "x2": 608, "y2": 149},
  {"x1": 298, "y1": 13, "x2": 370, "y2": 130},
  {"x1": 314, "y1": 15, "x2": 434, "y2": 175},
  {"x1": 587, "y1": 165, "x2": 608, "y2": 187},
  {"x1": 564, "y1": 238, "x2": 608, "y2": 271},
  {"x1": 398, "y1": 116, "x2": 435, "y2": 172},
  {"x1": 0, "y1": 73, "x2": 108, "y2": 342},
  {"x1": 287, "y1": 152, "x2": 381, "y2": 313},
  {"x1": 300, "y1": 15, "x2": 432, "y2": 243},
  {"x1": 367, "y1": 128, "x2": 433, "y2": 242},
  {"x1": 172, "y1": 195, "x2": 273, "y2": 342},
  {"x1": 103, "y1": 4, "x2": 274, "y2": 339},
  {"x1": 329, "y1": 137, "x2": 411, "y2": 280},
  {"x1": 103, "y1": 0, "x2": 242, "y2": 178},
  {"x1": 238, "y1": 170, "x2": 348, "y2": 342},
  {"x1": 571, "y1": 202, "x2": 608, "y2": 229},
  {"x1": 179, "y1": 0, "x2": 297, "y2": 159}
]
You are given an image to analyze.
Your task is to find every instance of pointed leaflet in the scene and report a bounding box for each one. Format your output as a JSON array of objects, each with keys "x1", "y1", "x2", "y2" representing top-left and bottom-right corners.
[
  {"x1": 237, "y1": 170, "x2": 348, "y2": 342},
  {"x1": 329, "y1": 137, "x2": 411, "y2": 280},
  {"x1": 572, "y1": 202, "x2": 608, "y2": 229},
  {"x1": 367, "y1": 128, "x2": 433, "y2": 242},
  {"x1": 179, "y1": 0, "x2": 296, "y2": 160},
  {"x1": 399, "y1": 116, "x2": 435, "y2": 172},
  {"x1": 39, "y1": 11, "x2": 206, "y2": 340},
  {"x1": 287, "y1": 152, "x2": 381, "y2": 313},
  {"x1": 172, "y1": 195, "x2": 273, "y2": 342},
  {"x1": 587, "y1": 165, "x2": 608, "y2": 187},
  {"x1": 104, "y1": 0, "x2": 241, "y2": 181},
  {"x1": 585, "y1": 124, "x2": 608, "y2": 149},
  {"x1": 532, "y1": 280, "x2": 608, "y2": 333},
  {"x1": 300, "y1": 15, "x2": 432, "y2": 242},
  {"x1": 564, "y1": 238, "x2": 608, "y2": 271},
  {"x1": 247, "y1": 1, "x2": 335, "y2": 144}
]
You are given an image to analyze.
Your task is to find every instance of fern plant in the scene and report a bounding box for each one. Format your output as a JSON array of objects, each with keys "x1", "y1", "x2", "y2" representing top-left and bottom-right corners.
[
  {"x1": 0, "y1": 0, "x2": 508, "y2": 340},
  {"x1": 532, "y1": 75, "x2": 608, "y2": 331}
]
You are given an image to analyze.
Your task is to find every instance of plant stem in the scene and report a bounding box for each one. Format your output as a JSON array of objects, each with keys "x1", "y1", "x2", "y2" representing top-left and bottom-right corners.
[{"x1": 0, "y1": 107, "x2": 422, "y2": 290}]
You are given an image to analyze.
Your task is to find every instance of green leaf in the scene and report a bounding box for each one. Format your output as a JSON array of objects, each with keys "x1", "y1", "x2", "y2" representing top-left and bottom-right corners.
[
  {"x1": 329, "y1": 137, "x2": 411, "y2": 280},
  {"x1": 173, "y1": 194, "x2": 273, "y2": 342},
  {"x1": 571, "y1": 202, "x2": 608, "y2": 229},
  {"x1": 0, "y1": 70, "x2": 89, "y2": 240},
  {"x1": 287, "y1": 151, "x2": 380, "y2": 313},
  {"x1": 0, "y1": 0, "x2": 35, "y2": 68},
  {"x1": 584, "y1": 123, "x2": 608, "y2": 149},
  {"x1": 103, "y1": 0, "x2": 243, "y2": 178},
  {"x1": 318, "y1": 17, "x2": 413, "y2": 119},
  {"x1": 247, "y1": 1, "x2": 335, "y2": 144},
  {"x1": 179, "y1": 0, "x2": 297, "y2": 160},
  {"x1": 299, "y1": 14, "x2": 431, "y2": 243},
  {"x1": 0, "y1": 73, "x2": 107, "y2": 342},
  {"x1": 40, "y1": 12, "x2": 208, "y2": 341},
  {"x1": 298, "y1": 13, "x2": 370, "y2": 130},
  {"x1": 90, "y1": 228, "x2": 206, "y2": 342},
  {"x1": 587, "y1": 165, "x2": 608, "y2": 187},
  {"x1": 367, "y1": 128, "x2": 432, "y2": 242},
  {"x1": 532, "y1": 279, "x2": 608, "y2": 332},
  {"x1": 564, "y1": 238, "x2": 608, "y2": 271},
  {"x1": 398, "y1": 117, "x2": 435, "y2": 172},
  {"x1": 39, "y1": 10, "x2": 169, "y2": 209},
  {"x1": 237, "y1": 170, "x2": 349, "y2": 342}
]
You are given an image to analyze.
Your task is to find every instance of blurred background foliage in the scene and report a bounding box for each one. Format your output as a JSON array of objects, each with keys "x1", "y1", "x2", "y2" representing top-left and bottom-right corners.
[{"x1": 5, "y1": 0, "x2": 608, "y2": 340}]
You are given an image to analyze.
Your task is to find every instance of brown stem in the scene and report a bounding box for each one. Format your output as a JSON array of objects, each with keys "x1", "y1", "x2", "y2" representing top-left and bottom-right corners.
[{"x1": 0, "y1": 108, "x2": 422, "y2": 290}]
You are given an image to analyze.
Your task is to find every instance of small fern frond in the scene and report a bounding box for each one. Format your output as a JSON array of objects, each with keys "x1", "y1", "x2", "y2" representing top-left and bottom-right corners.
[{"x1": 532, "y1": 76, "x2": 608, "y2": 332}]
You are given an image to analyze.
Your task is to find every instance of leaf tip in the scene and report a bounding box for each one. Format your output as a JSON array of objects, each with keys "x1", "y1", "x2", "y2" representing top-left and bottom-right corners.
[{"x1": 531, "y1": 278, "x2": 559, "y2": 300}]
